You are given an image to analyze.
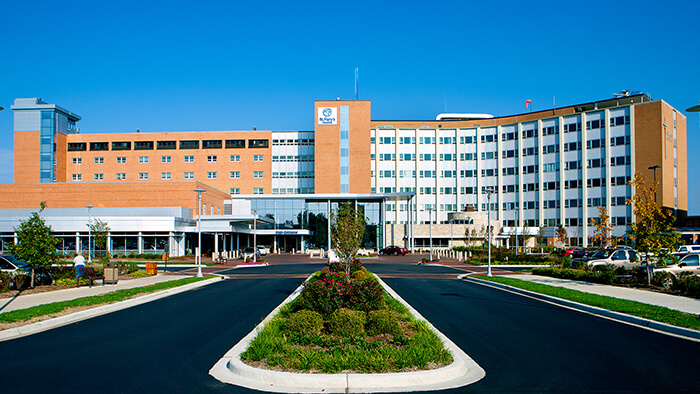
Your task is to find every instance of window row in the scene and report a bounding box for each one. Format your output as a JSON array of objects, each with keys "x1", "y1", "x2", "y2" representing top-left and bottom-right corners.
[
  {"x1": 71, "y1": 154, "x2": 256, "y2": 164},
  {"x1": 271, "y1": 138, "x2": 314, "y2": 146},
  {"x1": 67, "y1": 139, "x2": 269, "y2": 152}
]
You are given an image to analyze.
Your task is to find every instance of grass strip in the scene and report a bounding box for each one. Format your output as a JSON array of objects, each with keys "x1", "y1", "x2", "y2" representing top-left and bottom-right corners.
[
  {"x1": 477, "y1": 276, "x2": 700, "y2": 331},
  {"x1": 0, "y1": 276, "x2": 210, "y2": 323}
]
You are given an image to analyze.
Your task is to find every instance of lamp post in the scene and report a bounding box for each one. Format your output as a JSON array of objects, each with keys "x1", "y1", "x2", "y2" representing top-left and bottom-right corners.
[
  {"x1": 194, "y1": 187, "x2": 205, "y2": 278},
  {"x1": 428, "y1": 206, "x2": 433, "y2": 262},
  {"x1": 648, "y1": 164, "x2": 661, "y2": 203},
  {"x1": 485, "y1": 187, "x2": 495, "y2": 277},
  {"x1": 87, "y1": 205, "x2": 92, "y2": 264},
  {"x1": 253, "y1": 209, "x2": 257, "y2": 263}
]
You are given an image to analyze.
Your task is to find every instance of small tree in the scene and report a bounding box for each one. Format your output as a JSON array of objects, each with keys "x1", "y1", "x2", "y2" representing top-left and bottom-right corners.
[
  {"x1": 521, "y1": 227, "x2": 534, "y2": 251},
  {"x1": 627, "y1": 172, "x2": 681, "y2": 285},
  {"x1": 555, "y1": 224, "x2": 568, "y2": 247},
  {"x1": 9, "y1": 202, "x2": 59, "y2": 270},
  {"x1": 591, "y1": 207, "x2": 614, "y2": 248},
  {"x1": 330, "y1": 202, "x2": 366, "y2": 275},
  {"x1": 88, "y1": 219, "x2": 110, "y2": 258}
]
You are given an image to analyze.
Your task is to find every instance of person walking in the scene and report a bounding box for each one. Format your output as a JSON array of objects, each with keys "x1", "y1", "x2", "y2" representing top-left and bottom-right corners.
[{"x1": 73, "y1": 253, "x2": 86, "y2": 279}]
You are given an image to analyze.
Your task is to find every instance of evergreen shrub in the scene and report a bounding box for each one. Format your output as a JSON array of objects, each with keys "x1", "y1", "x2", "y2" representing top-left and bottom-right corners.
[
  {"x1": 283, "y1": 310, "x2": 324, "y2": 336},
  {"x1": 328, "y1": 308, "x2": 365, "y2": 338},
  {"x1": 366, "y1": 309, "x2": 402, "y2": 336}
]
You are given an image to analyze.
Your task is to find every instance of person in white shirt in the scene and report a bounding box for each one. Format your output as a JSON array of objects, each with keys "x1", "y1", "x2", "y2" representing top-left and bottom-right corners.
[{"x1": 73, "y1": 253, "x2": 86, "y2": 278}]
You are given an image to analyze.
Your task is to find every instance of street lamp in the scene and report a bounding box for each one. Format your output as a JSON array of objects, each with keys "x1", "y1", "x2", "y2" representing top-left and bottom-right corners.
[
  {"x1": 253, "y1": 209, "x2": 257, "y2": 263},
  {"x1": 648, "y1": 164, "x2": 661, "y2": 203},
  {"x1": 485, "y1": 187, "x2": 495, "y2": 277},
  {"x1": 428, "y1": 206, "x2": 433, "y2": 262},
  {"x1": 87, "y1": 205, "x2": 92, "y2": 264},
  {"x1": 194, "y1": 187, "x2": 205, "y2": 278}
]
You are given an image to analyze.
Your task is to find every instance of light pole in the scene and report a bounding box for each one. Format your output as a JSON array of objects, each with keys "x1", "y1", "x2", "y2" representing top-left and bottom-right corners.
[
  {"x1": 485, "y1": 187, "x2": 495, "y2": 277},
  {"x1": 648, "y1": 164, "x2": 661, "y2": 203},
  {"x1": 428, "y1": 206, "x2": 433, "y2": 262},
  {"x1": 194, "y1": 187, "x2": 205, "y2": 278},
  {"x1": 87, "y1": 205, "x2": 92, "y2": 264},
  {"x1": 253, "y1": 209, "x2": 257, "y2": 263}
]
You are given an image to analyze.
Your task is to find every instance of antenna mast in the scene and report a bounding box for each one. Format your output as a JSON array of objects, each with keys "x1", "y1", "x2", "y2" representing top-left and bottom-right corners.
[{"x1": 355, "y1": 68, "x2": 359, "y2": 100}]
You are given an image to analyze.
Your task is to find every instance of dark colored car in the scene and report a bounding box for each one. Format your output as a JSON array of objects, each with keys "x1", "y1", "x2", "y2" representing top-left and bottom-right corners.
[
  {"x1": 0, "y1": 254, "x2": 54, "y2": 288},
  {"x1": 379, "y1": 246, "x2": 408, "y2": 255}
]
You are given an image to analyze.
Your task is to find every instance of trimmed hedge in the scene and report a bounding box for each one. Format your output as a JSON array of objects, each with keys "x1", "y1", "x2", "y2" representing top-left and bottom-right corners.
[{"x1": 328, "y1": 308, "x2": 366, "y2": 338}]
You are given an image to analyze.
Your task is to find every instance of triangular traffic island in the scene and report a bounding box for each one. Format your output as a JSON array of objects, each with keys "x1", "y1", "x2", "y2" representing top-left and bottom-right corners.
[{"x1": 210, "y1": 264, "x2": 485, "y2": 393}]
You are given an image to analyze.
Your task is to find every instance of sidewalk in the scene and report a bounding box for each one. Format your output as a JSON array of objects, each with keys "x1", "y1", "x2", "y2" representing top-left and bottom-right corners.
[
  {"x1": 505, "y1": 274, "x2": 700, "y2": 315},
  {"x1": 0, "y1": 274, "x2": 192, "y2": 315}
]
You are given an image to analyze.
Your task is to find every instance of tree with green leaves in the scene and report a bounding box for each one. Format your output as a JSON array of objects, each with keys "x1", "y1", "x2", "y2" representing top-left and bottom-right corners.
[
  {"x1": 626, "y1": 172, "x2": 681, "y2": 285},
  {"x1": 88, "y1": 218, "x2": 110, "y2": 258},
  {"x1": 330, "y1": 202, "x2": 366, "y2": 275},
  {"x1": 9, "y1": 202, "x2": 59, "y2": 269}
]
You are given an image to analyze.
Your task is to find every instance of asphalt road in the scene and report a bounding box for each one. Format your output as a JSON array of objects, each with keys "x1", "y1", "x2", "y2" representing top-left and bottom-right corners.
[{"x1": 2, "y1": 261, "x2": 700, "y2": 393}]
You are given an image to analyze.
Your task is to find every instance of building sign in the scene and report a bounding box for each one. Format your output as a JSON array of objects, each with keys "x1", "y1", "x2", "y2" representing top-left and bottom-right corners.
[
  {"x1": 275, "y1": 230, "x2": 301, "y2": 235},
  {"x1": 317, "y1": 107, "x2": 337, "y2": 125}
]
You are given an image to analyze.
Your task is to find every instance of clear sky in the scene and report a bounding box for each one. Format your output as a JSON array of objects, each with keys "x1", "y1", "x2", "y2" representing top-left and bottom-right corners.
[{"x1": 1, "y1": 0, "x2": 699, "y2": 213}]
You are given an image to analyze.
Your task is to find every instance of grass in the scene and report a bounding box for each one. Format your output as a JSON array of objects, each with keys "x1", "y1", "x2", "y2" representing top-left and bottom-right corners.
[
  {"x1": 477, "y1": 276, "x2": 700, "y2": 331},
  {"x1": 240, "y1": 281, "x2": 453, "y2": 374},
  {"x1": 0, "y1": 276, "x2": 210, "y2": 323}
]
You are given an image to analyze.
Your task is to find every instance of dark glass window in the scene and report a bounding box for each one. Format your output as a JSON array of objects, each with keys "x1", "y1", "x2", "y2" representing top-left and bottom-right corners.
[
  {"x1": 112, "y1": 141, "x2": 131, "y2": 151},
  {"x1": 90, "y1": 142, "x2": 109, "y2": 151},
  {"x1": 202, "y1": 140, "x2": 222, "y2": 149},
  {"x1": 135, "y1": 141, "x2": 154, "y2": 150},
  {"x1": 225, "y1": 139, "x2": 245, "y2": 149},
  {"x1": 67, "y1": 142, "x2": 86, "y2": 152},
  {"x1": 179, "y1": 140, "x2": 199, "y2": 149},
  {"x1": 157, "y1": 141, "x2": 177, "y2": 150},
  {"x1": 248, "y1": 139, "x2": 269, "y2": 148}
]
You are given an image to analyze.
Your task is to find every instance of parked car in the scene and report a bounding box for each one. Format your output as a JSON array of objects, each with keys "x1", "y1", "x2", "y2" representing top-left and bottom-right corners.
[
  {"x1": 240, "y1": 247, "x2": 261, "y2": 260},
  {"x1": 379, "y1": 246, "x2": 408, "y2": 255},
  {"x1": 586, "y1": 248, "x2": 639, "y2": 270},
  {"x1": 256, "y1": 246, "x2": 268, "y2": 256},
  {"x1": 651, "y1": 253, "x2": 700, "y2": 288},
  {"x1": 0, "y1": 255, "x2": 54, "y2": 288},
  {"x1": 671, "y1": 245, "x2": 700, "y2": 260}
]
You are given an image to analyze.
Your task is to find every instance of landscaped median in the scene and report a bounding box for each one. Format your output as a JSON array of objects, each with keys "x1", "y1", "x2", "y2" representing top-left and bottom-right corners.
[
  {"x1": 471, "y1": 275, "x2": 700, "y2": 337},
  {"x1": 0, "y1": 276, "x2": 218, "y2": 340},
  {"x1": 210, "y1": 262, "x2": 485, "y2": 393}
]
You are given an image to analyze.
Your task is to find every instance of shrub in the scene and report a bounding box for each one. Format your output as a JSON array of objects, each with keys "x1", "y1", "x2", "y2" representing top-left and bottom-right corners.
[
  {"x1": 98, "y1": 256, "x2": 110, "y2": 264},
  {"x1": 0, "y1": 271, "x2": 13, "y2": 292},
  {"x1": 51, "y1": 266, "x2": 75, "y2": 280},
  {"x1": 676, "y1": 272, "x2": 700, "y2": 298},
  {"x1": 129, "y1": 270, "x2": 150, "y2": 278},
  {"x1": 345, "y1": 276, "x2": 386, "y2": 312},
  {"x1": 328, "y1": 308, "x2": 365, "y2": 338},
  {"x1": 353, "y1": 268, "x2": 367, "y2": 280},
  {"x1": 532, "y1": 267, "x2": 617, "y2": 285},
  {"x1": 366, "y1": 309, "x2": 402, "y2": 336},
  {"x1": 283, "y1": 310, "x2": 324, "y2": 336},
  {"x1": 119, "y1": 262, "x2": 139, "y2": 274}
]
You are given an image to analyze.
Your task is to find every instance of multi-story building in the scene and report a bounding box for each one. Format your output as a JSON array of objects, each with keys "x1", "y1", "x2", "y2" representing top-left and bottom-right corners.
[{"x1": 0, "y1": 94, "x2": 687, "y2": 256}]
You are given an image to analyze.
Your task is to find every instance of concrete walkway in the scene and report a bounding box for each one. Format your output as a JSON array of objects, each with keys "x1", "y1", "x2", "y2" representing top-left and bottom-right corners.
[
  {"x1": 504, "y1": 274, "x2": 700, "y2": 315},
  {"x1": 0, "y1": 274, "x2": 191, "y2": 314}
]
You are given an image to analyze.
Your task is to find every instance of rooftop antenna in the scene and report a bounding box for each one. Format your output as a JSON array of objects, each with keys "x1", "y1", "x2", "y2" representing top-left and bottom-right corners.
[{"x1": 354, "y1": 68, "x2": 359, "y2": 100}]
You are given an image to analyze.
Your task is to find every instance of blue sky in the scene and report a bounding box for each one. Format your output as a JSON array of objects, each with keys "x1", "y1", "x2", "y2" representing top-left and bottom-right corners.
[{"x1": 1, "y1": 0, "x2": 699, "y2": 213}]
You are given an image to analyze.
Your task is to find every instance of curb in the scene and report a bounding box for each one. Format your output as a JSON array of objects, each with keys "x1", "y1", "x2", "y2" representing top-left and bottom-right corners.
[
  {"x1": 464, "y1": 276, "x2": 700, "y2": 342},
  {"x1": 209, "y1": 274, "x2": 486, "y2": 393},
  {"x1": 0, "y1": 276, "x2": 223, "y2": 342}
]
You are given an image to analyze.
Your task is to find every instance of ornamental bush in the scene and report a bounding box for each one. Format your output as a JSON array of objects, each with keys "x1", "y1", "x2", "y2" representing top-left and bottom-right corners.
[
  {"x1": 366, "y1": 309, "x2": 402, "y2": 336},
  {"x1": 283, "y1": 310, "x2": 324, "y2": 336},
  {"x1": 345, "y1": 275, "x2": 386, "y2": 312},
  {"x1": 328, "y1": 308, "x2": 365, "y2": 338}
]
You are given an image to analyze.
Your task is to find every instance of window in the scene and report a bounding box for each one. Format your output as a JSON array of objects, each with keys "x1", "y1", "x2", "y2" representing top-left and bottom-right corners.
[
  {"x1": 419, "y1": 136, "x2": 435, "y2": 144},
  {"x1": 180, "y1": 140, "x2": 200, "y2": 149},
  {"x1": 587, "y1": 158, "x2": 604, "y2": 168},
  {"x1": 439, "y1": 136, "x2": 455, "y2": 144},
  {"x1": 253, "y1": 155, "x2": 264, "y2": 162},
  {"x1": 67, "y1": 142, "x2": 86, "y2": 152},
  {"x1": 481, "y1": 152, "x2": 496, "y2": 160},
  {"x1": 89, "y1": 142, "x2": 109, "y2": 151},
  {"x1": 543, "y1": 181, "x2": 560, "y2": 191},
  {"x1": 564, "y1": 141, "x2": 581, "y2": 152},
  {"x1": 184, "y1": 172, "x2": 194, "y2": 179},
  {"x1": 253, "y1": 171, "x2": 264, "y2": 178},
  {"x1": 230, "y1": 155, "x2": 240, "y2": 162},
  {"x1": 94, "y1": 157, "x2": 104, "y2": 164},
  {"x1": 379, "y1": 153, "x2": 396, "y2": 161},
  {"x1": 380, "y1": 170, "x2": 396, "y2": 178},
  {"x1": 502, "y1": 149, "x2": 517, "y2": 159},
  {"x1": 460, "y1": 153, "x2": 476, "y2": 161},
  {"x1": 135, "y1": 141, "x2": 154, "y2": 150},
  {"x1": 564, "y1": 123, "x2": 581, "y2": 133},
  {"x1": 112, "y1": 141, "x2": 131, "y2": 151},
  {"x1": 420, "y1": 170, "x2": 435, "y2": 178},
  {"x1": 72, "y1": 174, "x2": 81, "y2": 181},
  {"x1": 253, "y1": 188, "x2": 264, "y2": 194},
  {"x1": 522, "y1": 164, "x2": 538, "y2": 174},
  {"x1": 379, "y1": 136, "x2": 395, "y2": 144},
  {"x1": 72, "y1": 158, "x2": 82, "y2": 165},
  {"x1": 565, "y1": 160, "x2": 580, "y2": 170},
  {"x1": 116, "y1": 157, "x2": 126, "y2": 164},
  {"x1": 586, "y1": 138, "x2": 604, "y2": 149},
  {"x1": 225, "y1": 139, "x2": 245, "y2": 149},
  {"x1": 461, "y1": 169, "x2": 476, "y2": 177},
  {"x1": 157, "y1": 140, "x2": 176, "y2": 150},
  {"x1": 94, "y1": 173, "x2": 103, "y2": 181},
  {"x1": 522, "y1": 147, "x2": 537, "y2": 157},
  {"x1": 207, "y1": 172, "x2": 217, "y2": 179},
  {"x1": 116, "y1": 173, "x2": 126, "y2": 180},
  {"x1": 248, "y1": 139, "x2": 269, "y2": 148},
  {"x1": 230, "y1": 188, "x2": 240, "y2": 195},
  {"x1": 139, "y1": 173, "x2": 149, "y2": 180},
  {"x1": 400, "y1": 153, "x2": 415, "y2": 161},
  {"x1": 460, "y1": 136, "x2": 475, "y2": 144},
  {"x1": 161, "y1": 172, "x2": 171, "y2": 180},
  {"x1": 207, "y1": 155, "x2": 218, "y2": 162},
  {"x1": 139, "y1": 156, "x2": 149, "y2": 163},
  {"x1": 184, "y1": 155, "x2": 194, "y2": 163},
  {"x1": 481, "y1": 134, "x2": 496, "y2": 143},
  {"x1": 521, "y1": 129, "x2": 538, "y2": 139},
  {"x1": 542, "y1": 144, "x2": 559, "y2": 154},
  {"x1": 543, "y1": 163, "x2": 558, "y2": 173},
  {"x1": 419, "y1": 153, "x2": 435, "y2": 161},
  {"x1": 230, "y1": 171, "x2": 240, "y2": 179},
  {"x1": 202, "y1": 140, "x2": 222, "y2": 149},
  {"x1": 400, "y1": 136, "x2": 415, "y2": 144},
  {"x1": 610, "y1": 156, "x2": 630, "y2": 167}
]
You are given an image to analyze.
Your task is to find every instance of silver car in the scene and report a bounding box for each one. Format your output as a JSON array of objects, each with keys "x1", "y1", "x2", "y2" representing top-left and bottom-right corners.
[
  {"x1": 653, "y1": 254, "x2": 700, "y2": 288},
  {"x1": 586, "y1": 248, "x2": 639, "y2": 270}
]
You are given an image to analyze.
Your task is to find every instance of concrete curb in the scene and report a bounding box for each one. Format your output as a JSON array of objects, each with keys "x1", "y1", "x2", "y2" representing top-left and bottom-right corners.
[
  {"x1": 0, "y1": 276, "x2": 223, "y2": 342},
  {"x1": 464, "y1": 276, "x2": 700, "y2": 342},
  {"x1": 209, "y1": 274, "x2": 485, "y2": 393}
]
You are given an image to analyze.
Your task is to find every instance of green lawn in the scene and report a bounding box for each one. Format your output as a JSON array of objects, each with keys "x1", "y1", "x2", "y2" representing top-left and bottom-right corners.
[
  {"x1": 0, "y1": 276, "x2": 210, "y2": 324},
  {"x1": 476, "y1": 276, "x2": 700, "y2": 331}
]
